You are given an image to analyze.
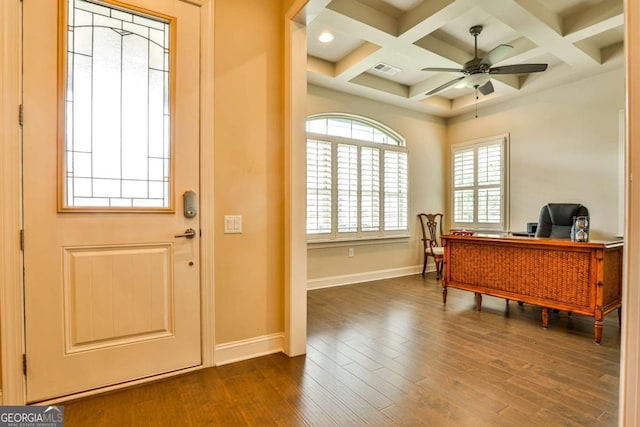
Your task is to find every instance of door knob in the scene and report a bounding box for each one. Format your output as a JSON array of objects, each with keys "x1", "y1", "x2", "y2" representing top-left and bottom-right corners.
[{"x1": 174, "y1": 228, "x2": 197, "y2": 239}]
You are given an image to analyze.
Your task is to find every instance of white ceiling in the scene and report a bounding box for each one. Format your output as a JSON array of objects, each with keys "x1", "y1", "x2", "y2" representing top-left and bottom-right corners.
[{"x1": 298, "y1": 0, "x2": 624, "y2": 118}]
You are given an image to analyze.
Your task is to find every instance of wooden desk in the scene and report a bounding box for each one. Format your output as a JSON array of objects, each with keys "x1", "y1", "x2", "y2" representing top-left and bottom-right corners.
[{"x1": 441, "y1": 234, "x2": 623, "y2": 343}]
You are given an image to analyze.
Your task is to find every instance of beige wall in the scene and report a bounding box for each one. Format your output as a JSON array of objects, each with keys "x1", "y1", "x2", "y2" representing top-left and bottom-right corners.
[
  {"x1": 214, "y1": 0, "x2": 285, "y2": 344},
  {"x1": 306, "y1": 85, "x2": 448, "y2": 282},
  {"x1": 447, "y1": 68, "x2": 625, "y2": 240}
]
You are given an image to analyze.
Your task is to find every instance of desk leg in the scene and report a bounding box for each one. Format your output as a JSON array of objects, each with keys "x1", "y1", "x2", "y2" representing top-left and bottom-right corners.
[
  {"x1": 542, "y1": 308, "x2": 549, "y2": 329},
  {"x1": 594, "y1": 320, "x2": 603, "y2": 345},
  {"x1": 594, "y1": 306, "x2": 604, "y2": 344},
  {"x1": 442, "y1": 287, "x2": 447, "y2": 304}
]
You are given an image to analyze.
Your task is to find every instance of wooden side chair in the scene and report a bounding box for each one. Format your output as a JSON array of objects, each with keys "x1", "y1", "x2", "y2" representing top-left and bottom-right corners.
[{"x1": 418, "y1": 213, "x2": 444, "y2": 279}]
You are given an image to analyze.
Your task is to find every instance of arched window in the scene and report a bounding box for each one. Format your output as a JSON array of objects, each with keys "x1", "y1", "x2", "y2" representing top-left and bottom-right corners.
[{"x1": 306, "y1": 113, "x2": 408, "y2": 240}]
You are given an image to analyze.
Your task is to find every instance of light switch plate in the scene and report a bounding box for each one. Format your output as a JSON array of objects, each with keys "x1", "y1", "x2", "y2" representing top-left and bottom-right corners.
[{"x1": 224, "y1": 215, "x2": 242, "y2": 234}]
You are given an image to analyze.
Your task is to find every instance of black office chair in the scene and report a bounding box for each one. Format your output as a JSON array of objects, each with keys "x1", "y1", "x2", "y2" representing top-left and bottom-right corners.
[{"x1": 534, "y1": 203, "x2": 589, "y2": 239}]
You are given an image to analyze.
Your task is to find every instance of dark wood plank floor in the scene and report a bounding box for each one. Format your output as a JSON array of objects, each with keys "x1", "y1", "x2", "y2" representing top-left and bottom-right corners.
[{"x1": 61, "y1": 274, "x2": 620, "y2": 426}]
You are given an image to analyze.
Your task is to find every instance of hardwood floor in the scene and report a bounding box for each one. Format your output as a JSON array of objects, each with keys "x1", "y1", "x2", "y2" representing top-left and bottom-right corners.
[{"x1": 62, "y1": 274, "x2": 620, "y2": 426}]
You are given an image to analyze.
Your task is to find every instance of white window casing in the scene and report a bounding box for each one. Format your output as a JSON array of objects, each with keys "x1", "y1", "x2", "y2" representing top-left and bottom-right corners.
[{"x1": 451, "y1": 134, "x2": 509, "y2": 231}]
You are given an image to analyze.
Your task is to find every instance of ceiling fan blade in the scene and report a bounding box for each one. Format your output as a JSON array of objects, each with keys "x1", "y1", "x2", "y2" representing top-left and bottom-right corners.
[
  {"x1": 421, "y1": 67, "x2": 464, "y2": 73},
  {"x1": 489, "y1": 63, "x2": 548, "y2": 74},
  {"x1": 480, "y1": 44, "x2": 513, "y2": 67},
  {"x1": 425, "y1": 76, "x2": 466, "y2": 96},
  {"x1": 478, "y1": 80, "x2": 494, "y2": 95}
]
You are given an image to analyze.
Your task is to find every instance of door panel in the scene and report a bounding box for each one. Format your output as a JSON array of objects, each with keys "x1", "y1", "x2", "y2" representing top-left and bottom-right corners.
[
  {"x1": 64, "y1": 244, "x2": 174, "y2": 351},
  {"x1": 23, "y1": 0, "x2": 201, "y2": 402}
]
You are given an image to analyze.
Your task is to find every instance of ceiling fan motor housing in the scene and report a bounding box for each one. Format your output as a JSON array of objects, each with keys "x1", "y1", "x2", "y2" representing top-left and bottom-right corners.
[{"x1": 463, "y1": 58, "x2": 489, "y2": 74}]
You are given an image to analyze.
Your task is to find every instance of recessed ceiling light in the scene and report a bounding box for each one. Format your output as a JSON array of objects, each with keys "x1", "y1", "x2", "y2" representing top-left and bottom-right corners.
[{"x1": 318, "y1": 31, "x2": 334, "y2": 43}]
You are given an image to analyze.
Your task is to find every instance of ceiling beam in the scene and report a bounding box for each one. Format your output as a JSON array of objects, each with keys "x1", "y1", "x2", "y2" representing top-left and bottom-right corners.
[
  {"x1": 563, "y1": 0, "x2": 623, "y2": 39},
  {"x1": 335, "y1": 42, "x2": 381, "y2": 77},
  {"x1": 482, "y1": 0, "x2": 603, "y2": 68},
  {"x1": 327, "y1": 0, "x2": 398, "y2": 36}
]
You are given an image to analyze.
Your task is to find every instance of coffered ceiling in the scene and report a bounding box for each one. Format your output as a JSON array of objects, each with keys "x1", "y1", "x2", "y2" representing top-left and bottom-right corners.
[{"x1": 297, "y1": 0, "x2": 624, "y2": 118}]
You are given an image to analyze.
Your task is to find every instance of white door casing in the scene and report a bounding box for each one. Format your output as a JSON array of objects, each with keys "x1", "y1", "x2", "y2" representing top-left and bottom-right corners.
[{"x1": 23, "y1": 0, "x2": 202, "y2": 402}]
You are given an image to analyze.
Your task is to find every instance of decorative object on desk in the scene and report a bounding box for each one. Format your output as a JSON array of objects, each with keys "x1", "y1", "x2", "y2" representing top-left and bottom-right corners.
[
  {"x1": 572, "y1": 215, "x2": 590, "y2": 242},
  {"x1": 452, "y1": 230, "x2": 474, "y2": 236},
  {"x1": 417, "y1": 213, "x2": 444, "y2": 279}
]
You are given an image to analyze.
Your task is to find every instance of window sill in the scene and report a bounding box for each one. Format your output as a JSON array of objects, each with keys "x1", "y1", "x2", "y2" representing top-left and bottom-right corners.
[{"x1": 307, "y1": 234, "x2": 411, "y2": 249}]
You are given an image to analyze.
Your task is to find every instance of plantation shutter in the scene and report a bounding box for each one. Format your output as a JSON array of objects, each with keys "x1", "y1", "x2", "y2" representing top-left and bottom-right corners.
[
  {"x1": 384, "y1": 151, "x2": 408, "y2": 230},
  {"x1": 306, "y1": 139, "x2": 332, "y2": 234},
  {"x1": 337, "y1": 144, "x2": 358, "y2": 232},
  {"x1": 477, "y1": 143, "x2": 502, "y2": 223},
  {"x1": 361, "y1": 147, "x2": 380, "y2": 231},
  {"x1": 453, "y1": 148, "x2": 475, "y2": 223}
]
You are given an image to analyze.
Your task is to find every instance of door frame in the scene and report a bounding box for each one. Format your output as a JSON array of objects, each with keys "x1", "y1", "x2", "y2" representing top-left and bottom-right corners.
[
  {"x1": 621, "y1": 0, "x2": 640, "y2": 424},
  {"x1": 0, "y1": 0, "x2": 215, "y2": 404}
]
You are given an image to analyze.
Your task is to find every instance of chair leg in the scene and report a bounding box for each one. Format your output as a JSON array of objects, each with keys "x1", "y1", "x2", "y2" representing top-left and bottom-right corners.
[
  {"x1": 422, "y1": 256, "x2": 427, "y2": 276},
  {"x1": 436, "y1": 260, "x2": 443, "y2": 279}
]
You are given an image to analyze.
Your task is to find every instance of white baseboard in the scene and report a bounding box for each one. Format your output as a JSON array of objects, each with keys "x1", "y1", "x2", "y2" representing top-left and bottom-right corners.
[
  {"x1": 215, "y1": 333, "x2": 284, "y2": 366},
  {"x1": 307, "y1": 264, "x2": 426, "y2": 290}
]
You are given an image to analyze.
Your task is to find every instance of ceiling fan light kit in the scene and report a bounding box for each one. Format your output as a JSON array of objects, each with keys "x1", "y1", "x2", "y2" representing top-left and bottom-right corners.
[{"x1": 422, "y1": 25, "x2": 549, "y2": 98}]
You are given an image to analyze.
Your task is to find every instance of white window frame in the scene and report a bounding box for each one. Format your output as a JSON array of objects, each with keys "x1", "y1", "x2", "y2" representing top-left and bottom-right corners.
[
  {"x1": 306, "y1": 113, "x2": 409, "y2": 242},
  {"x1": 450, "y1": 134, "x2": 509, "y2": 231}
]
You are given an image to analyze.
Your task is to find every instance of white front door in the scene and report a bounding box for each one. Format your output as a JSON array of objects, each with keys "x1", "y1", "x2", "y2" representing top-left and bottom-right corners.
[{"x1": 23, "y1": 0, "x2": 201, "y2": 402}]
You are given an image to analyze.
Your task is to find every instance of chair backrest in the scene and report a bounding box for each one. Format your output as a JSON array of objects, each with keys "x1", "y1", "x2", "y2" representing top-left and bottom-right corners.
[
  {"x1": 418, "y1": 213, "x2": 444, "y2": 253},
  {"x1": 534, "y1": 203, "x2": 589, "y2": 238}
]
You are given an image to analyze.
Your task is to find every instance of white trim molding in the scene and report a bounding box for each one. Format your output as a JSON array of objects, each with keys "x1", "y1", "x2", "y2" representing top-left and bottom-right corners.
[
  {"x1": 196, "y1": 0, "x2": 216, "y2": 369},
  {"x1": 283, "y1": 1, "x2": 310, "y2": 357},
  {"x1": 308, "y1": 265, "x2": 423, "y2": 290},
  {"x1": 215, "y1": 333, "x2": 284, "y2": 366}
]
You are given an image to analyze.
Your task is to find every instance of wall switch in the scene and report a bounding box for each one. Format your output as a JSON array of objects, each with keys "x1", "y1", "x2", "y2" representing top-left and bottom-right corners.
[
  {"x1": 224, "y1": 215, "x2": 242, "y2": 234},
  {"x1": 348, "y1": 247, "x2": 354, "y2": 257}
]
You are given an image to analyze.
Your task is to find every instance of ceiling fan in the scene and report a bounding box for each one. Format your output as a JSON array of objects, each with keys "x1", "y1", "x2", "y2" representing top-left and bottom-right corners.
[{"x1": 422, "y1": 25, "x2": 548, "y2": 96}]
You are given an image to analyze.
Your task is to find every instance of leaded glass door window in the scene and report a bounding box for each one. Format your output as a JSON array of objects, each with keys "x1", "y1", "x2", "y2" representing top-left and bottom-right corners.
[{"x1": 61, "y1": 0, "x2": 175, "y2": 210}]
